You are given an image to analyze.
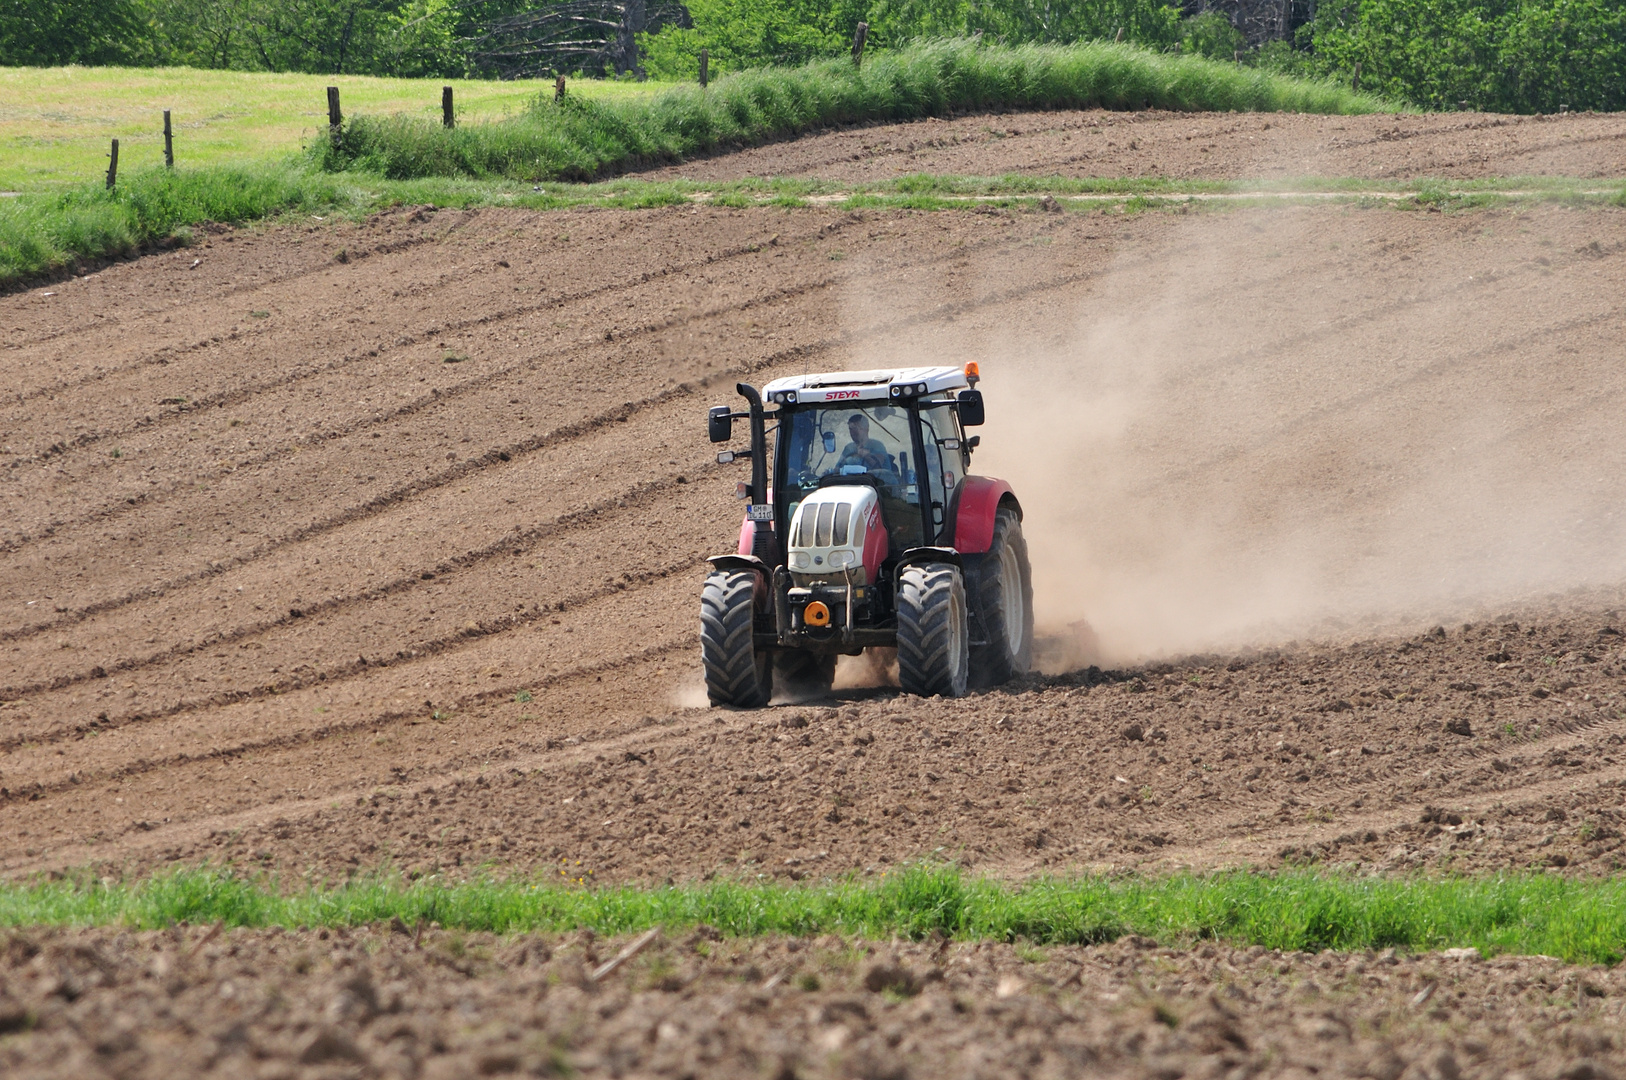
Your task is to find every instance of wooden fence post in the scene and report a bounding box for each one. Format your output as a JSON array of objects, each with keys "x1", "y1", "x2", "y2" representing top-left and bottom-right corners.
[
  {"x1": 163, "y1": 110, "x2": 174, "y2": 168},
  {"x1": 555, "y1": 75, "x2": 566, "y2": 103},
  {"x1": 327, "y1": 86, "x2": 342, "y2": 148},
  {"x1": 442, "y1": 86, "x2": 454, "y2": 128},
  {"x1": 851, "y1": 22, "x2": 868, "y2": 67},
  {"x1": 1351, "y1": 62, "x2": 1361, "y2": 92},
  {"x1": 698, "y1": 48, "x2": 708, "y2": 88},
  {"x1": 106, "y1": 138, "x2": 119, "y2": 189}
]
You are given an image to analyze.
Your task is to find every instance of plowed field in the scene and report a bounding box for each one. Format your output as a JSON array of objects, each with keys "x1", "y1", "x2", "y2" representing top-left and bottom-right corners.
[
  {"x1": 641, "y1": 108, "x2": 1626, "y2": 182},
  {"x1": 5, "y1": 119, "x2": 1626, "y2": 1078}
]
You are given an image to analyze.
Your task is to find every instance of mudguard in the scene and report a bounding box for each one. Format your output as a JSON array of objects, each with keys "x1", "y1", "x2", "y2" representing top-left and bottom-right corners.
[
  {"x1": 736, "y1": 517, "x2": 755, "y2": 557},
  {"x1": 707, "y1": 553, "x2": 771, "y2": 575},
  {"x1": 947, "y1": 476, "x2": 1020, "y2": 554},
  {"x1": 897, "y1": 546, "x2": 963, "y2": 570},
  {"x1": 706, "y1": 553, "x2": 772, "y2": 611}
]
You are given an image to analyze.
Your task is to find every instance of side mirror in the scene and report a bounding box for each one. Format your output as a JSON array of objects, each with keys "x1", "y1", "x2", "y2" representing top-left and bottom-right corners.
[
  {"x1": 822, "y1": 431, "x2": 837, "y2": 454},
  {"x1": 957, "y1": 389, "x2": 985, "y2": 427},
  {"x1": 708, "y1": 406, "x2": 732, "y2": 443}
]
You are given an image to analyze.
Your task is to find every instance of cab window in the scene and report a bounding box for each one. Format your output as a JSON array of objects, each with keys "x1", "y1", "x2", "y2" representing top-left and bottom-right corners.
[{"x1": 919, "y1": 404, "x2": 963, "y2": 540}]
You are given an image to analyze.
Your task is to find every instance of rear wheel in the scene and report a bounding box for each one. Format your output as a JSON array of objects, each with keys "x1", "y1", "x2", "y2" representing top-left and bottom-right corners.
[
  {"x1": 896, "y1": 563, "x2": 969, "y2": 698},
  {"x1": 968, "y1": 506, "x2": 1033, "y2": 687},
  {"x1": 700, "y1": 570, "x2": 773, "y2": 707}
]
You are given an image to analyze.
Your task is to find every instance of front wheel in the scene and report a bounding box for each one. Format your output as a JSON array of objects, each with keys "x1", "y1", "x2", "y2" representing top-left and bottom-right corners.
[
  {"x1": 968, "y1": 506, "x2": 1034, "y2": 687},
  {"x1": 700, "y1": 569, "x2": 773, "y2": 707},
  {"x1": 896, "y1": 563, "x2": 969, "y2": 698}
]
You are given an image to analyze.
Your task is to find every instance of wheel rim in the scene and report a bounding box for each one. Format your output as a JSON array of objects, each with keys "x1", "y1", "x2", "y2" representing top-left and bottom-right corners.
[
  {"x1": 998, "y1": 540, "x2": 1025, "y2": 655},
  {"x1": 949, "y1": 582, "x2": 966, "y2": 682}
]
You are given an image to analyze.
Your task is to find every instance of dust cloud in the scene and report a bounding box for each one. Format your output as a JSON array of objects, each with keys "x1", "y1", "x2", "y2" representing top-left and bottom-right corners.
[{"x1": 851, "y1": 206, "x2": 1626, "y2": 666}]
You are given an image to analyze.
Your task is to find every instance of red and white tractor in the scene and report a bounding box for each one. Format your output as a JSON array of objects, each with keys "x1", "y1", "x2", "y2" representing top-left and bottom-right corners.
[{"x1": 700, "y1": 364, "x2": 1032, "y2": 706}]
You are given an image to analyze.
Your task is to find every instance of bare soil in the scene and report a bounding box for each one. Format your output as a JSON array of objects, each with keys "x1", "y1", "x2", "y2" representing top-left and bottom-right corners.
[
  {"x1": 4, "y1": 924, "x2": 1625, "y2": 1080},
  {"x1": 5, "y1": 199, "x2": 1626, "y2": 886},
  {"x1": 5, "y1": 121, "x2": 1626, "y2": 1074},
  {"x1": 635, "y1": 109, "x2": 1626, "y2": 184}
]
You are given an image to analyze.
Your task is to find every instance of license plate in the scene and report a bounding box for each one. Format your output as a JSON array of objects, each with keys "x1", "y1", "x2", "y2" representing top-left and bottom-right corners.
[{"x1": 748, "y1": 504, "x2": 774, "y2": 522}]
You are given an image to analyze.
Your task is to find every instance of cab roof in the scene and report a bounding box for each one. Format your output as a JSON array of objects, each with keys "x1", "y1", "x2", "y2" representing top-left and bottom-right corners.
[{"x1": 761, "y1": 366, "x2": 969, "y2": 404}]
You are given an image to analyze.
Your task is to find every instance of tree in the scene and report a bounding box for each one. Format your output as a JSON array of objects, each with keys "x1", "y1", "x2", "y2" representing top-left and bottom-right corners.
[
  {"x1": 464, "y1": 0, "x2": 691, "y2": 76},
  {"x1": 0, "y1": 0, "x2": 148, "y2": 65}
]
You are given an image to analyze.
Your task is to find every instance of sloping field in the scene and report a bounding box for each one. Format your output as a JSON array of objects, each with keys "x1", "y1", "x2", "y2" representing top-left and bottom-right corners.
[
  {"x1": 639, "y1": 107, "x2": 1626, "y2": 182},
  {"x1": 4, "y1": 121, "x2": 1626, "y2": 1076},
  {"x1": 5, "y1": 199, "x2": 1626, "y2": 881}
]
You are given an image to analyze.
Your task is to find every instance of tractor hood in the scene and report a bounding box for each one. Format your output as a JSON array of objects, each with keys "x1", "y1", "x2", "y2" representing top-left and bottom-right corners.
[{"x1": 786, "y1": 485, "x2": 888, "y2": 587}]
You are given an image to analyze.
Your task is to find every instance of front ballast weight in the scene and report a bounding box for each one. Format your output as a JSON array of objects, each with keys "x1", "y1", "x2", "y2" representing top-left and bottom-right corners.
[{"x1": 699, "y1": 364, "x2": 1032, "y2": 706}]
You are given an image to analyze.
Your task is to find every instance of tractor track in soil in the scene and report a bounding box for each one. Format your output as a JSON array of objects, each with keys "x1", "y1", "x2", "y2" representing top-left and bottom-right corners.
[{"x1": 5, "y1": 117, "x2": 1626, "y2": 1077}]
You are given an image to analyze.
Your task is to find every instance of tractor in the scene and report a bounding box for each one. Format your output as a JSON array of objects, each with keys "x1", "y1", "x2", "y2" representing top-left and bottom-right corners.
[{"x1": 700, "y1": 363, "x2": 1032, "y2": 706}]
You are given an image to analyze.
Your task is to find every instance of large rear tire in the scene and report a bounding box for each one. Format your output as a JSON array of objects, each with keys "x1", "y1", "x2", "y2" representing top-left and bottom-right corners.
[
  {"x1": 968, "y1": 506, "x2": 1034, "y2": 687},
  {"x1": 896, "y1": 563, "x2": 969, "y2": 698},
  {"x1": 700, "y1": 570, "x2": 773, "y2": 707},
  {"x1": 775, "y1": 651, "x2": 836, "y2": 698}
]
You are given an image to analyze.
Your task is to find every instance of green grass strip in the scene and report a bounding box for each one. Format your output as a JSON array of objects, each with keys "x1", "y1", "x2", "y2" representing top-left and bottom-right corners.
[
  {"x1": 314, "y1": 38, "x2": 1400, "y2": 183},
  {"x1": 8, "y1": 165, "x2": 1621, "y2": 290},
  {"x1": 4, "y1": 865, "x2": 1624, "y2": 965},
  {"x1": 0, "y1": 162, "x2": 372, "y2": 286}
]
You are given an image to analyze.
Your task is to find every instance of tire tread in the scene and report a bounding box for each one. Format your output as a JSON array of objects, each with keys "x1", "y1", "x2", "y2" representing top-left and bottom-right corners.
[
  {"x1": 896, "y1": 564, "x2": 968, "y2": 698},
  {"x1": 700, "y1": 570, "x2": 772, "y2": 707}
]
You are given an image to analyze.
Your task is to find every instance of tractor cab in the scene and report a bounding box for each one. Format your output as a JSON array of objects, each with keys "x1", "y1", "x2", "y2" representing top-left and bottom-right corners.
[{"x1": 701, "y1": 364, "x2": 1029, "y2": 706}]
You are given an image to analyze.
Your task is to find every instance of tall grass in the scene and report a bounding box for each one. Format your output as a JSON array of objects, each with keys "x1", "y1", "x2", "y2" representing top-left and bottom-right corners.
[
  {"x1": 315, "y1": 38, "x2": 1400, "y2": 183},
  {"x1": 0, "y1": 163, "x2": 364, "y2": 284},
  {"x1": 4, "y1": 865, "x2": 1624, "y2": 964}
]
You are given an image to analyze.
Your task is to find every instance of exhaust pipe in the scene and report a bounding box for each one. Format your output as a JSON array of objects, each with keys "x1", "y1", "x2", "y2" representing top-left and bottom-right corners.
[
  {"x1": 842, "y1": 566, "x2": 855, "y2": 646},
  {"x1": 737, "y1": 383, "x2": 773, "y2": 563}
]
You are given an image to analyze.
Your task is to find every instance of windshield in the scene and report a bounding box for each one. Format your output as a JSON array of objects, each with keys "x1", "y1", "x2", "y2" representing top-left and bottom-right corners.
[{"x1": 778, "y1": 404, "x2": 924, "y2": 551}]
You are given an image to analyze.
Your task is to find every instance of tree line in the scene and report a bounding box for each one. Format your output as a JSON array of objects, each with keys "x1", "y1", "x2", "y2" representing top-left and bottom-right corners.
[{"x1": 3, "y1": 0, "x2": 1622, "y2": 112}]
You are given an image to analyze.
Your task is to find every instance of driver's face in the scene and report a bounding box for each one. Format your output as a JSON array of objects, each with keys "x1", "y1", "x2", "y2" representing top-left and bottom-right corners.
[{"x1": 848, "y1": 416, "x2": 868, "y2": 441}]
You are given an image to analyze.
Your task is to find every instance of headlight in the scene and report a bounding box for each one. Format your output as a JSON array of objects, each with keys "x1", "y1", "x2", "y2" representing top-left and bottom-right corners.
[
  {"x1": 828, "y1": 549, "x2": 855, "y2": 569},
  {"x1": 789, "y1": 551, "x2": 810, "y2": 569}
]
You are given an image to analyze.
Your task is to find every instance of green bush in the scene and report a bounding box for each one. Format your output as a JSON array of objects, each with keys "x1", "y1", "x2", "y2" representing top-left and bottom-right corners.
[
  {"x1": 0, "y1": 0, "x2": 148, "y2": 66},
  {"x1": 1309, "y1": 0, "x2": 1626, "y2": 112},
  {"x1": 0, "y1": 164, "x2": 358, "y2": 284},
  {"x1": 638, "y1": 0, "x2": 1188, "y2": 80},
  {"x1": 315, "y1": 38, "x2": 1394, "y2": 183},
  {"x1": 1179, "y1": 12, "x2": 1248, "y2": 61}
]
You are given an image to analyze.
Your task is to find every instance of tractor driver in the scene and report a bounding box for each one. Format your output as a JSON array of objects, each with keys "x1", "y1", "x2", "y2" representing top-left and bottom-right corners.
[{"x1": 839, "y1": 413, "x2": 890, "y2": 472}]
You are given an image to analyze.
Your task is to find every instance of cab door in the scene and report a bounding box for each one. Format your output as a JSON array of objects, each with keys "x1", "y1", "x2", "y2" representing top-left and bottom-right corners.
[{"x1": 918, "y1": 404, "x2": 963, "y2": 543}]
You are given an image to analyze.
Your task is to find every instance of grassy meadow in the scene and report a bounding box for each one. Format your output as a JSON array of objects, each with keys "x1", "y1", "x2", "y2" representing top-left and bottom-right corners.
[
  {"x1": 0, "y1": 65, "x2": 670, "y2": 192},
  {"x1": 0, "y1": 39, "x2": 1440, "y2": 291}
]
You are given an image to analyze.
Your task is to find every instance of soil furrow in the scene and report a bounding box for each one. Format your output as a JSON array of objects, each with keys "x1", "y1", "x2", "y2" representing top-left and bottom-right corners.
[
  {"x1": 0, "y1": 279, "x2": 837, "y2": 632},
  {"x1": 0, "y1": 216, "x2": 448, "y2": 351},
  {"x1": 1, "y1": 210, "x2": 828, "y2": 470},
  {"x1": 6, "y1": 198, "x2": 1626, "y2": 894},
  {"x1": 0, "y1": 476, "x2": 725, "y2": 749}
]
